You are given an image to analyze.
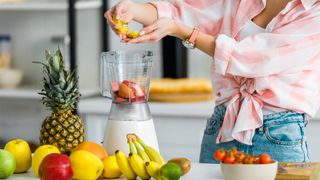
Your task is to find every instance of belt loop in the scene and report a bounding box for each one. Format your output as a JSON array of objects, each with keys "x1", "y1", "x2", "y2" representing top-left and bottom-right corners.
[
  {"x1": 256, "y1": 127, "x2": 264, "y2": 134},
  {"x1": 304, "y1": 114, "x2": 309, "y2": 127}
]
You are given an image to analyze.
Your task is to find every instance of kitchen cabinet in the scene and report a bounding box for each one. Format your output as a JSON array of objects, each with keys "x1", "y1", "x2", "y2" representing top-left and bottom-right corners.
[
  {"x1": 0, "y1": 0, "x2": 103, "y2": 148},
  {"x1": 0, "y1": 0, "x2": 103, "y2": 99}
]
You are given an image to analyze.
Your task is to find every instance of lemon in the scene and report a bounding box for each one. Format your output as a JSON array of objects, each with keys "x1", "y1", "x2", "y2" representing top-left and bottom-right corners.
[
  {"x1": 102, "y1": 155, "x2": 122, "y2": 178},
  {"x1": 70, "y1": 150, "x2": 104, "y2": 180},
  {"x1": 31, "y1": 145, "x2": 60, "y2": 177},
  {"x1": 160, "y1": 162, "x2": 182, "y2": 180},
  {"x1": 4, "y1": 139, "x2": 32, "y2": 173}
]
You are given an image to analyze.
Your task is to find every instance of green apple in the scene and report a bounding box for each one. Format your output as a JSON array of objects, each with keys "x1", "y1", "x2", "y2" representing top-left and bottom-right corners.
[{"x1": 0, "y1": 149, "x2": 16, "y2": 179}]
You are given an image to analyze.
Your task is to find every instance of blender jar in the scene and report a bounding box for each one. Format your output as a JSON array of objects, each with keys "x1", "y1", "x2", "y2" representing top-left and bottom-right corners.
[{"x1": 101, "y1": 50, "x2": 153, "y2": 103}]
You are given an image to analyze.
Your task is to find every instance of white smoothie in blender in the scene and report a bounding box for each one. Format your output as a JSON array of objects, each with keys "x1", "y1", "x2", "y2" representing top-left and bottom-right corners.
[
  {"x1": 100, "y1": 51, "x2": 159, "y2": 155},
  {"x1": 104, "y1": 119, "x2": 159, "y2": 155}
]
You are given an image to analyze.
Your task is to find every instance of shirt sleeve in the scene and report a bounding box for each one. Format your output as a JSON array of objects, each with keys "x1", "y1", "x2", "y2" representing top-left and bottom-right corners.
[
  {"x1": 149, "y1": 0, "x2": 232, "y2": 35},
  {"x1": 214, "y1": 13, "x2": 320, "y2": 78}
]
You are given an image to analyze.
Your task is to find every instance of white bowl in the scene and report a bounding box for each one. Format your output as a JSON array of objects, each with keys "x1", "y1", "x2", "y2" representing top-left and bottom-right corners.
[
  {"x1": 221, "y1": 161, "x2": 278, "y2": 180},
  {"x1": 0, "y1": 68, "x2": 23, "y2": 89}
]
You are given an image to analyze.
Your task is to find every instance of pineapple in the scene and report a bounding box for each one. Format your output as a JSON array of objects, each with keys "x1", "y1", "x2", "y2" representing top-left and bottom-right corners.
[{"x1": 35, "y1": 48, "x2": 85, "y2": 154}]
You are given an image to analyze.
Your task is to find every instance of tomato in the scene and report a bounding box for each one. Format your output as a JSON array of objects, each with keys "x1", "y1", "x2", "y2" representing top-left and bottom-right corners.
[
  {"x1": 213, "y1": 148, "x2": 226, "y2": 161},
  {"x1": 259, "y1": 153, "x2": 273, "y2": 164},
  {"x1": 234, "y1": 152, "x2": 246, "y2": 162},
  {"x1": 223, "y1": 153, "x2": 236, "y2": 164},
  {"x1": 253, "y1": 156, "x2": 260, "y2": 164},
  {"x1": 230, "y1": 147, "x2": 238, "y2": 154},
  {"x1": 242, "y1": 156, "x2": 254, "y2": 164}
]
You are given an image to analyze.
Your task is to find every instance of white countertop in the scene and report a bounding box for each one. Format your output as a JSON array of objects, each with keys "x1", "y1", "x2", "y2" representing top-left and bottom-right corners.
[
  {"x1": 79, "y1": 97, "x2": 215, "y2": 118},
  {"x1": 10, "y1": 163, "x2": 223, "y2": 180}
]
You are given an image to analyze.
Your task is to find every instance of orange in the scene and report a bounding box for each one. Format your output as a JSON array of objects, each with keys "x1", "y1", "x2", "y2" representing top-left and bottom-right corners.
[{"x1": 71, "y1": 142, "x2": 108, "y2": 160}]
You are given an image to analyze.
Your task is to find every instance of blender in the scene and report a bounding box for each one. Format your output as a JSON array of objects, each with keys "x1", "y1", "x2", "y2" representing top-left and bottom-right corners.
[{"x1": 100, "y1": 51, "x2": 159, "y2": 154}]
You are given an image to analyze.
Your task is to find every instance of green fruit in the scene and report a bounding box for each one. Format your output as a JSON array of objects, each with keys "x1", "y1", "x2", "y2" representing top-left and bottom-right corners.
[
  {"x1": 160, "y1": 162, "x2": 182, "y2": 180},
  {"x1": 0, "y1": 149, "x2": 16, "y2": 179},
  {"x1": 168, "y1": 157, "x2": 191, "y2": 175}
]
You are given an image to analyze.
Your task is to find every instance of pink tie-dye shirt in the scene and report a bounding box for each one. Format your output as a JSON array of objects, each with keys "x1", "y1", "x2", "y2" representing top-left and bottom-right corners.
[{"x1": 151, "y1": 0, "x2": 320, "y2": 145}]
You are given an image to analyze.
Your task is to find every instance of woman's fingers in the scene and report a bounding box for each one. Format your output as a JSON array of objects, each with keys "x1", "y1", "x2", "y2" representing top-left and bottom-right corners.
[
  {"x1": 127, "y1": 29, "x2": 163, "y2": 44},
  {"x1": 140, "y1": 22, "x2": 158, "y2": 35}
]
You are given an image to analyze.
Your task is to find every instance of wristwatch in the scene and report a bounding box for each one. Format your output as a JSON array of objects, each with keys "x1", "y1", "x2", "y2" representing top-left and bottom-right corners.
[{"x1": 182, "y1": 27, "x2": 200, "y2": 49}]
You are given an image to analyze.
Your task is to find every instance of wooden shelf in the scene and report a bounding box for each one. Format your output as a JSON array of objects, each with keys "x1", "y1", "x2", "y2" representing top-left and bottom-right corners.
[
  {"x1": 0, "y1": 86, "x2": 99, "y2": 99},
  {"x1": 0, "y1": 0, "x2": 102, "y2": 11}
]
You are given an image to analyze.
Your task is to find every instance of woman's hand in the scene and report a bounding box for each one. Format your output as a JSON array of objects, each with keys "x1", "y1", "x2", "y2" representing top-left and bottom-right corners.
[
  {"x1": 125, "y1": 18, "x2": 183, "y2": 44},
  {"x1": 104, "y1": 0, "x2": 137, "y2": 38}
]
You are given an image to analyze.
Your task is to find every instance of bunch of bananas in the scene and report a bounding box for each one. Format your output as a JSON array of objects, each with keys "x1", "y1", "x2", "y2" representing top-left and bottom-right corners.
[{"x1": 115, "y1": 134, "x2": 165, "y2": 180}]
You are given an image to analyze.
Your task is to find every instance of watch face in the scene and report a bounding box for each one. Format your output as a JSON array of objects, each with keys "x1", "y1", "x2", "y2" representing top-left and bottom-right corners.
[{"x1": 182, "y1": 40, "x2": 195, "y2": 49}]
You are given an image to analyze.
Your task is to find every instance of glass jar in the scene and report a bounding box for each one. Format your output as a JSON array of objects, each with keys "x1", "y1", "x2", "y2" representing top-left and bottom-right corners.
[{"x1": 0, "y1": 34, "x2": 11, "y2": 69}]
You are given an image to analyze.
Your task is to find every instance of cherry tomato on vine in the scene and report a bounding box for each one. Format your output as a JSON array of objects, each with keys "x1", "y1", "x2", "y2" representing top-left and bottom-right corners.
[
  {"x1": 213, "y1": 148, "x2": 226, "y2": 161},
  {"x1": 259, "y1": 153, "x2": 273, "y2": 164},
  {"x1": 223, "y1": 152, "x2": 236, "y2": 164}
]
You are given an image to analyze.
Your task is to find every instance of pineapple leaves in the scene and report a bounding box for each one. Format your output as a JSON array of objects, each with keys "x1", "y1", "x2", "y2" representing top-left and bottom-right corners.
[{"x1": 34, "y1": 48, "x2": 81, "y2": 112}]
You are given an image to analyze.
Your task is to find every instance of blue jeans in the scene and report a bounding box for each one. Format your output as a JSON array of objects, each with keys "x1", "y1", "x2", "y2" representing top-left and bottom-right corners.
[{"x1": 199, "y1": 105, "x2": 310, "y2": 163}]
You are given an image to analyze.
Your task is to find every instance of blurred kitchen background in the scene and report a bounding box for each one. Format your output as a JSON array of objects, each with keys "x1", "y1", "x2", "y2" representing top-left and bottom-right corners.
[{"x1": 0, "y1": 0, "x2": 319, "y2": 162}]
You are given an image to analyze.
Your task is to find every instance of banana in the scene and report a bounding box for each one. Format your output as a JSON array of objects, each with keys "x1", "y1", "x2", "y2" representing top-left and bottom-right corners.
[
  {"x1": 136, "y1": 137, "x2": 166, "y2": 166},
  {"x1": 128, "y1": 153, "x2": 150, "y2": 180},
  {"x1": 145, "y1": 161, "x2": 161, "y2": 179},
  {"x1": 115, "y1": 150, "x2": 137, "y2": 180},
  {"x1": 133, "y1": 140, "x2": 151, "y2": 162},
  {"x1": 129, "y1": 140, "x2": 137, "y2": 154}
]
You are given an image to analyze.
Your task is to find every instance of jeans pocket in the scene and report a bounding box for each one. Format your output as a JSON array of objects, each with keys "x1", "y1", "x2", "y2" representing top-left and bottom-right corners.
[{"x1": 264, "y1": 122, "x2": 303, "y2": 146}]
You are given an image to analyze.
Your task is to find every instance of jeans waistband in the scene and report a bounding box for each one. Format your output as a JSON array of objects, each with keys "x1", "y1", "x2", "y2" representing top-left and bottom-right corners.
[{"x1": 214, "y1": 104, "x2": 306, "y2": 127}]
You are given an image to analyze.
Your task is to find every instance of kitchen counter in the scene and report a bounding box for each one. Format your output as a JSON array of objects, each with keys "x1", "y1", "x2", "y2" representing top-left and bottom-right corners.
[{"x1": 10, "y1": 163, "x2": 223, "y2": 180}]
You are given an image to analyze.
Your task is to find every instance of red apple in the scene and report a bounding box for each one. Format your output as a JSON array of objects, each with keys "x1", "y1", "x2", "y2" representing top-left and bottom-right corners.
[{"x1": 39, "y1": 154, "x2": 73, "y2": 180}]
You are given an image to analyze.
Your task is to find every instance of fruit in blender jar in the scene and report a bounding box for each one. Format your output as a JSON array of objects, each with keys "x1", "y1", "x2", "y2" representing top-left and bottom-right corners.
[
  {"x1": 38, "y1": 154, "x2": 73, "y2": 180},
  {"x1": 115, "y1": 80, "x2": 146, "y2": 103},
  {"x1": 0, "y1": 149, "x2": 16, "y2": 179},
  {"x1": 168, "y1": 157, "x2": 191, "y2": 176},
  {"x1": 4, "y1": 138, "x2": 32, "y2": 173},
  {"x1": 32, "y1": 145, "x2": 61, "y2": 177},
  {"x1": 118, "y1": 82, "x2": 135, "y2": 99},
  {"x1": 34, "y1": 48, "x2": 85, "y2": 154},
  {"x1": 69, "y1": 150, "x2": 104, "y2": 180}
]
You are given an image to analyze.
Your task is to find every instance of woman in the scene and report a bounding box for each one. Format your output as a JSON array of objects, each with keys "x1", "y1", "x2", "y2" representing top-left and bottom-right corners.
[{"x1": 105, "y1": 0, "x2": 320, "y2": 163}]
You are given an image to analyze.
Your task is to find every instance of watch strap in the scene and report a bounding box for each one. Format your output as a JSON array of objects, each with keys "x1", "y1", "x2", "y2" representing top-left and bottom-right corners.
[{"x1": 188, "y1": 27, "x2": 200, "y2": 45}]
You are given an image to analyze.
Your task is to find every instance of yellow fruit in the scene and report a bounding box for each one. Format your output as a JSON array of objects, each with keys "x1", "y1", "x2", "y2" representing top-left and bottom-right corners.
[
  {"x1": 4, "y1": 139, "x2": 32, "y2": 173},
  {"x1": 127, "y1": 31, "x2": 140, "y2": 39},
  {"x1": 70, "y1": 150, "x2": 104, "y2": 180},
  {"x1": 31, "y1": 145, "x2": 60, "y2": 177},
  {"x1": 102, "y1": 155, "x2": 122, "y2": 179},
  {"x1": 113, "y1": 15, "x2": 128, "y2": 35}
]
